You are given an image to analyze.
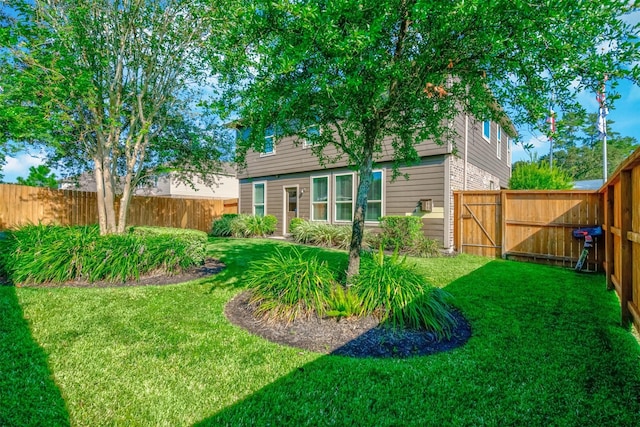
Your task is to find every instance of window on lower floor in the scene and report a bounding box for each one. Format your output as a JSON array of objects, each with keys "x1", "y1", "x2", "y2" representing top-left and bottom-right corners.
[
  {"x1": 311, "y1": 176, "x2": 329, "y2": 221},
  {"x1": 253, "y1": 182, "x2": 265, "y2": 216},
  {"x1": 365, "y1": 170, "x2": 383, "y2": 222},
  {"x1": 334, "y1": 173, "x2": 354, "y2": 222}
]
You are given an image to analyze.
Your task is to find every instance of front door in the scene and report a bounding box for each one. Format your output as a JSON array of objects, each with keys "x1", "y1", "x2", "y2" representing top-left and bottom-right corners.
[{"x1": 284, "y1": 187, "x2": 298, "y2": 234}]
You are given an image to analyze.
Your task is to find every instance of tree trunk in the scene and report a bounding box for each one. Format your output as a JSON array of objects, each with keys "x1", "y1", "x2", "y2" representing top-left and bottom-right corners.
[
  {"x1": 346, "y1": 132, "x2": 376, "y2": 282},
  {"x1": 94, "y1": 157, "x2": 118, "y2": 235}
]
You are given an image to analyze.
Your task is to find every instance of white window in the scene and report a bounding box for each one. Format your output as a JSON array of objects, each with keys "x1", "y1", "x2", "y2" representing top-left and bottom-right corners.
[
  {"x1": 334, "y1": 173, "x2": 354, "y2": 222},
  {"x1": 507, "y1": 138, "x2": 512, "y2": 168},
  {"x1": 483, "y1": 120, "x2": 491, "y2": 142},
  {"x1": 311, "y1": 176, "x2": 329, "y2": 221},
  {"x1": 496, "y1": 126, "x2": 502, "y2": 159},
  {"x1": 302, "y1": 125, "x2": 320, "y2": 149},
  {"x1": 253, "y1": 182, "x2": 266, "y2": 216},
  {"x1": 365, "y1": 170, "x2": 383, "y2": 222},
  {"x1": 261, "y1": 128, "x2": 275, "y2": 157}
]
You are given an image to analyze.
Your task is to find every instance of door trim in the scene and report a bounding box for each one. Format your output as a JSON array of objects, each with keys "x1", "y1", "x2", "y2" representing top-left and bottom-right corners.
[{"x1": 283, "y1": 185, "x2": 299, "y2": 235}]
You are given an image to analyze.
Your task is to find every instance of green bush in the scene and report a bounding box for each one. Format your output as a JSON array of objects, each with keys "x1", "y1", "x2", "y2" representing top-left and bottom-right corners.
[
  {"x1": 231, "y1": 214, "x2": 277, "y2": 237},
  {"x1": 290, "y1": 219, "x2": 375, "y2": 250},
  {"x1": 130, "y1": 226, "x2": 207, "y2": 264},
  {"x1": 509, "y1": 161, "x2": 573, "y2": 190},
  {"x1": 0, "y1": 224, "x2": 205, "y2": 285},
  {"x1": 353, "y1": 248, "x2": 456, "y2": 337},
  {"x1": 379, "y1": 216, "x2": 423, "y2": 250},
  {"x1": 210, "y1": 214, "x2": 239, "y2": 237},
  {"x1": 288, "y1": 217, "x2": 305, "y2": 234},
  {"x1": 247, "y1": 247, "x2": 337, "y2": 322},
  {"x1": 406, "y1": 235, "x2": 441, "y2": 258},
  {"x1": 326, "y1": 285, "x2": 364, "y2": 320}
]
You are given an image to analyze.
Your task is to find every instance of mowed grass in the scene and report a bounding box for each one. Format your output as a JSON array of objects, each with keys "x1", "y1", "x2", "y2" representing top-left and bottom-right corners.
[{"x1": 2, "y1": 237, "x2": 640, "y2": 426}]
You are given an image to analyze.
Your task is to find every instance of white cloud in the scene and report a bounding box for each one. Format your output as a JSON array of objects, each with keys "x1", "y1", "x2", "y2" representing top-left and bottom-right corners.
[{"x1": 1, "y1": 152, "x2": 46, "y2": 182}]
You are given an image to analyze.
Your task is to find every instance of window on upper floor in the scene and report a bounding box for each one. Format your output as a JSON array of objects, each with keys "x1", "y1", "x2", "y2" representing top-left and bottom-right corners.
[
  {"x1": 261, "y1": 128, "x2": 275, "y2": 157},
  {"x1": 311, "y1": 176, "x2": 329, "y2": 221},
  {"x1": 496, "y1": 126, "x2": 502, "y2": 159},
  {"x1": 483, "y1": 120, "x2": 491, "y2": 142},
  {"x1": 365, "y1": 170, "x2": 383, "y2": 222},
  {"x1": 334, "y1": 173, "x2": 354, "y2": 222},
  {"x1": 507, "y1": 138, "x2": 512, "y2": 168},
  {"x1": 253, "y1": 182, "x2": 266, "y2": 216},
  {"x1": 303, "y1": 125, "x2": 320, "y2": 149}
]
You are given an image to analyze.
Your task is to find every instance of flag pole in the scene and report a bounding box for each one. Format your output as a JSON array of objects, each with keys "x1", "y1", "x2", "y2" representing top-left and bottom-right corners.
[
  {"x1": 547, "y1": 101, "x2": 556, "y2": 170},
  {"x1": 597, "y1": 76, "x2": 608, "y2": 181}
]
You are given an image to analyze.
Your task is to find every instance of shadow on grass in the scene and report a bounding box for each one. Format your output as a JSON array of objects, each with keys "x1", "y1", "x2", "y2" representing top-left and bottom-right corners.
[
  {"x1": 195, "y1": 260, "x2": 640, "y2": 426},
  {"x1": 0, "y1": 285, "x2": 70, "y2": 426}
]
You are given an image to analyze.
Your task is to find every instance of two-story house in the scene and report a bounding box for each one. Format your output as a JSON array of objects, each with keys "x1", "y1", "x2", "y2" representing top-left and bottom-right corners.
[{"x1": 237, "y1": 114, "x2": 513, "y2": 250}]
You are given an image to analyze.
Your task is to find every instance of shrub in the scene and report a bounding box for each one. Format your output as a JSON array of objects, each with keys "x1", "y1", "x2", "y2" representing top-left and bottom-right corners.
[
  {"x1": 247, "y1": 247, "x2": 337, "y2": 322},
  {"x1": 379, "y1": 216, "x2": 423, "y2": 250},
  {"x1": 131, "y1": 226, "x2": 207, "y2": 264},
  {"x1": 509, "y1": 161, "x2": 573, "y2": 190},
  {"x1": 353, "y1": 248, "x2": 456, "y2": 338},
  {"x1": 326, "y1": 286, "x2": 364, "y2": 320},
  {"x1": 231, "y1": 214, "x2": 277, "y2": 238},
  {"x1": 288, "y1": 217, "x2": 305, "y2": 234},
  {"x1": 211, "y1": 214, "x2": 239, "y2": 237},
  {"x1": 406, "y1": 235, "x2": 441, "y2": 258},
  {"x1": 290, "y1": 219, "x2": 375, "y2": 250},
  {"x1": 0, "y1": 224, "x2": 205, "y2": 285}
]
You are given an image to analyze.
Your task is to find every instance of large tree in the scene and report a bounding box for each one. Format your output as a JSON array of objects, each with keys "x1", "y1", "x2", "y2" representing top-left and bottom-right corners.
[
  {"x1": 216, "y1": 0, "x2": 640, "y2": 278},
  {"x1": 0, "y1": 0, "x2": 231, "y2": 234}
]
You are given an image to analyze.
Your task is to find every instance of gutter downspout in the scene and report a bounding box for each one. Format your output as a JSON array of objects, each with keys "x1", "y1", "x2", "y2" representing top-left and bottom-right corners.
[{"x1": 464, "y1": 114, "x2": 469, "y2": 190}]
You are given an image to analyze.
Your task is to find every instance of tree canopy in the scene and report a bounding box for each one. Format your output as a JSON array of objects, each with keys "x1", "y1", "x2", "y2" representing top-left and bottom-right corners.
[
  {"x1": 16, "y1": 165, "x2": 59, "y2": 189},
  {"x1": 216, "y1": 0, "x2": 640, "y2": 277},
  {"x1": 0, "y1": 0, "x2": 232, "y2": 234},
  {"x1": 540, "y1": 113, "x2": 639, "y2": 180}
]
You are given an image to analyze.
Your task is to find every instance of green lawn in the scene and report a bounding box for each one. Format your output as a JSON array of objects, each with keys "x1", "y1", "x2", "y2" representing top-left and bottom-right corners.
[{"x1": 2, "y1": 238, "x2": 640, "y2": 426}]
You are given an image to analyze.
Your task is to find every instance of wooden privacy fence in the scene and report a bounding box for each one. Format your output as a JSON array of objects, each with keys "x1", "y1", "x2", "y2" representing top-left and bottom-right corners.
[
  {"x1": 0, "y1": 183, "x2": 238, "y2": 232},
  {"x1": 601, "y1": 147, "x2": 640, "y2": 329},
  {"x1": 454, "y1": 190, "x2": 603, "y2": 271}
]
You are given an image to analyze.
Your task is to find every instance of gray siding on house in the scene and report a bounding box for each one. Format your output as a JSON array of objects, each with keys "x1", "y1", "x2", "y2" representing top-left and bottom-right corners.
[
  {"x1": 239, "y1": 158, "x2": 447, "y2": 244},
  {"x1": 451, "y1": 115, "x2": 511, "y2": 187},
  {"x1": 237, "y1": 131, "x2": 450, "y2": 180}
]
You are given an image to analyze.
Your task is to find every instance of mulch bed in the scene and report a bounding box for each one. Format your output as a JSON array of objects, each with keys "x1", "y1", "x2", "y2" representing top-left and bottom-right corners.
[{"x1": 225, "y1": 291, "x2": 472, "y2": 358}]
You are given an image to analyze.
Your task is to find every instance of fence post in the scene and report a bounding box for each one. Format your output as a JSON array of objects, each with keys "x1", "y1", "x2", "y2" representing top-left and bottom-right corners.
[
  {"x1": 500, "y1": 191, "x2": 507, "y2": 259},
  {"x1": 605, "y1": 185, "x2": 615, "y2": 291},
  {"x1": 620, "y1": 170, "x2": 633, "y2": 327}
]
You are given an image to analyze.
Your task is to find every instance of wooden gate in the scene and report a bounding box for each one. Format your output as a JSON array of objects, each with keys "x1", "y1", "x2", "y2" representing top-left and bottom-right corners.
[{"x1": 454, "y1": 191, "x2": 502, "y2": 257}]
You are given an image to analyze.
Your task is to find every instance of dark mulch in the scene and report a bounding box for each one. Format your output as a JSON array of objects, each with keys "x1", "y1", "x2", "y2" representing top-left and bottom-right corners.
[
  {"x1": 225, "y1": 291, "x2": 472, "y2": 359},
  {"x1": 3, "y1": 258, "x2": 226, "y2": 288}
]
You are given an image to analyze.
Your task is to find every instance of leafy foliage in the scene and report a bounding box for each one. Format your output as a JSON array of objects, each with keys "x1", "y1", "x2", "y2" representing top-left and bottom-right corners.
[
  {"x1": 0, "y1": 224, "x2": 205, "y2": 284},
  {"x1": 290, "y1": 220, "x2": 375, "y2": 250},
  {"x1": 216, "y1": 0, "x2": 640, "y2": 277},
  {"x1": 0, "y1": 0, "x2": 232, "y2": 233},
  {"x1": 379, "y1": 216, "x2": 423, "y2": 250},
  {"x1": 210, "y1": 214, "x2": 239, "y2": 237},
  {"x1": 247, "y1": 247, "x2": 337, "y2": 322},
  {"x1": 326, "y1": 286, "x2": 364, "y2": 320},
  {"x1": 354, "y1": 249, "x2": 456, "y2": 337},
  {"x1": 509, "y1": 161, "x2": 573, "y2": 190},
  {"x1": 230, "y1": 214, "x2": 277, "y2": 238},
  {"x1": 15, "y1": 165, "x2": 58, "y2": 189},
  {"x1": 539, "y1": 114, "x2": 639, "y2": 180}
]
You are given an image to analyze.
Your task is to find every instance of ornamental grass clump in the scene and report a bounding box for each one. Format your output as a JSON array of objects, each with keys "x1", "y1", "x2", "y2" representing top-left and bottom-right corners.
[
  {"x1": 0, "y1": 224, "x2": 206, "y2": 285},
  {"x1": 353, "y1": 248, "x2": 456, "y2": 338},
  {"x1": 246, "y1": 247, "x2": 337, "y2": 322}
]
